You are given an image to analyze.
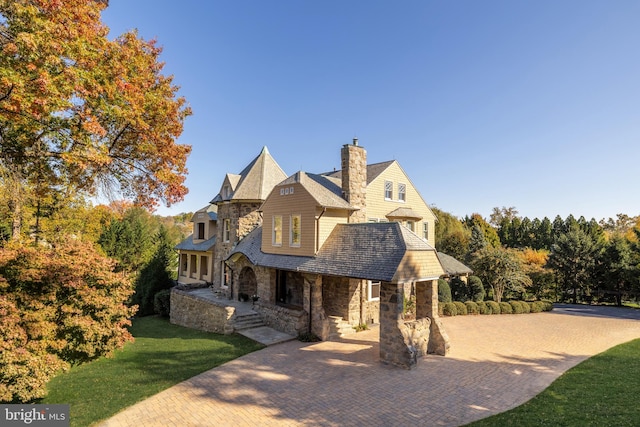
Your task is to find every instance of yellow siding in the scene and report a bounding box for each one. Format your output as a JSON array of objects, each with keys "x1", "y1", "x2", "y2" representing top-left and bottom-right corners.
[
  {"x1": 366, "y1": 161, "x2": 437, "y2": 247},
  {"x1": 261, "y1": 182, "x2": 318, "y2": 257},
  {"x1": 316, "y1": 208, "x2": 349, "y2": 252},
  {"x1": 177, "y1": 250, "x2": 213, "y2": 284},
  {"x1": 192, "y1": 211, "x2": 217, "y2": 241},
  {"x1": 392, "y1": 250, "x2": 444, "y2": 283}
]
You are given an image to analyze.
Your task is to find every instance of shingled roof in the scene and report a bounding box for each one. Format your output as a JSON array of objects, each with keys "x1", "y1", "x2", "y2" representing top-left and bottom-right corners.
[
  {"x1": 275, "y1": 171, "x2": 355, "y2": 210},
  {"x1": 211, "y1": 146, "x2": 287, "y2": 203},
  {"x1": 386, "y1": 207, "x2": 423, "y2": 220},
  {"x1": 229, "y1": 222, "x2": 442, "y2": 282},
  {"x1": 437, "y1": 252, "x2": 473, "y2": 276},
  {"x1": 175, "y1": 235, "x2": 216, "y2": 252},
  {"x1": 322, "y1": 160, "x2": 395, "y2": 185}
]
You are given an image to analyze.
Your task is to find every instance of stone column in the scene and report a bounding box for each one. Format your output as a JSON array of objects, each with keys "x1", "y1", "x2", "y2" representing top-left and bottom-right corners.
[
  {"x1": 416, "y1": 280, "x2": 450, "y2": 356},
  {"x1": 379, "y1": 281, "x2": 417, "y2": 369},
  {"x1": 303, "y1": 274, "x2": 329, "y2": 340}
]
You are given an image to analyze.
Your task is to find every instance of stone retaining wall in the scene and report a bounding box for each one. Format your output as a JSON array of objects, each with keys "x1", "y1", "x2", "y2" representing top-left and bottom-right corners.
[
  {"x1": 257, "y1": 303, "x2": 307, "y2": 336},
  {"x1": 170, "y1": 289, "x2": 235, "y2": 334}
]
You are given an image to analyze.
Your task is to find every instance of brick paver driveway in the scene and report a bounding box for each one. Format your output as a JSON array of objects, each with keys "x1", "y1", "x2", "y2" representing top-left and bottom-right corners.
[{"x1": 100, "y1": 304, "x2": 640, "y2": 427}]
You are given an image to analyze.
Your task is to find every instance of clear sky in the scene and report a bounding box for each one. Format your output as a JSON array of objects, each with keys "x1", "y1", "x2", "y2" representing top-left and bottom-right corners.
[{"x1": 102, "y1": 1, "x2": 640, "y2": 222}]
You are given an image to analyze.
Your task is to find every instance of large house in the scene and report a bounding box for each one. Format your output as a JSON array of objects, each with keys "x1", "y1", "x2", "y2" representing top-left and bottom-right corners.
[{"x1": 175, "y1": 140, "x2": 450, "y2": 368}]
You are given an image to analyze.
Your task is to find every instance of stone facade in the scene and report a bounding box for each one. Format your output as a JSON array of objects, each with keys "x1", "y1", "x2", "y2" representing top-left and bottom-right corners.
[
  {"x1": 170, "y1": 289, "x2": 235, "y2": 334},
  {"x1": 256, "y1": 302, "x2": 307, "y2": 336},
  {"x1": 213, "y1": 201, "x2": 262, "y2": 289},
  {"x1": 379, "y1": 279, "x2": 448, "y2": 369},
  {"x1": 341, "y1": 139, "x2": 367, "y2": 223}
]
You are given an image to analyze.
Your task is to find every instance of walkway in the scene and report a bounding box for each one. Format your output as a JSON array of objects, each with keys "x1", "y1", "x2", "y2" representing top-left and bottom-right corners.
[{"x1": 100, "y1": 304, "x2": 640, "y2": 427}]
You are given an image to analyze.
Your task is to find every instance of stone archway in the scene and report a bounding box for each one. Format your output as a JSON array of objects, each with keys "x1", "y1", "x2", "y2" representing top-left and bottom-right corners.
[{"x1": 238, "y1": 266, "x2": 258, "y2": 299}]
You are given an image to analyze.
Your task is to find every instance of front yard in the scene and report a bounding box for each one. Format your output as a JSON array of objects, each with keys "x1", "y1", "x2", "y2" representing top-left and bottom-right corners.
[{"x1": 41, "y1": 316, "x2": 263, "y2": 427}]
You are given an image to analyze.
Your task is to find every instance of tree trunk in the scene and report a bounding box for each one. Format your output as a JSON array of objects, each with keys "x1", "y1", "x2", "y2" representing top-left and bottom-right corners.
[{"x1": 10, "y1": 198, "x2": 22, "y2": 240}]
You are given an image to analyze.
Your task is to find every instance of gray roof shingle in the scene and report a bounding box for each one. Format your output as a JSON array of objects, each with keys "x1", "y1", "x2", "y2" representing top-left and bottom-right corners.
[
  {"x1": 229, "y1": 222, "x2": 440, "y2": 282},
  {"x1": 276, "y1": 171, "x2": 355, "y2": 210},
  {"x1": 437, "y1": 252, "x2": 473, "y2": 276},
  {"x1": 211, "y1": 146, "x2": 288, "y2": 203},
  {"x1": 386, "y1": 207, "x2": 424, "y2": 220},
  {"x1": 175, "y1": 235, "x2": 216, "y2": 251}
]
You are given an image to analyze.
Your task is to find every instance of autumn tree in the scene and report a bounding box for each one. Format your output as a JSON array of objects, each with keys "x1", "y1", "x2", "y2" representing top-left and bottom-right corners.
[
  {"x1": 0, "y1": 240, "x2": 136, "y2": 402},
  {"x1": 0, "y1": 0, "x2": 191, "y2": 240}
]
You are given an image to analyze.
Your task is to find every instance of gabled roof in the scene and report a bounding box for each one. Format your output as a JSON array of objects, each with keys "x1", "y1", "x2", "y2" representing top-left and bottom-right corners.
[
  {"x1": 275, "y1": 171, "x2": 355, "y2": 210},
  {"x1": 228, "y1": 222, "x2": 442, "y2": 282},
  {"x1": 437, "y1": 252, "x2": 473, "y2": 276},
  {"x1": 386, "y1": 207, "x2": 423, "y2": 220},
  {"x1": 191, "y1": 204, "x2": 218, "y2": 222},
  {"x1": 211, "y1": 146, "x2": 287, "y2": 203},
  {"x1": 175, "y1": 235, "x2": 216, "y2": 252},
  {"x1": 322, "y1": 160, "x2": 395, "y2": 185}
]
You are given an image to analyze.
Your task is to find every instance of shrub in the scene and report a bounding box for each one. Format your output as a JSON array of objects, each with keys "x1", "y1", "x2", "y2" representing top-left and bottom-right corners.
[
  {"x1": 468, "y1": 275, "x2": 485, "y2": 302},
  {"x1": 438, "y1": 279, "x2": 452, "y2": 303},
  {"x1": 521, "y1": 300, "x2": 531, "y2": 313},
  {"x1": 530, "y1": 301, "x2": 544, "y2": 313},
  {"x1": 541, "y1": 300, "x2": 554, "y2": 311},
  {"x1": 499, "y1": 302, "x2": 513, "y2": 314},
  {"x1": 453, "y1": 301, "x2": 467, "y2": 315},
  {"x1": 510, "y1": 300, "x2": 523, "y2": 314},
  {"x1": 450, "y1": 277, "x2": 468, "y2": 302},
  {"x1": 465, "y1": 301, "x2": 479, "y2": 315},
  {"x1": 154, "y1": 289, "x2": 172, "y2": 317},
  {"x1": 477, "y1": 301, "x2": 489, "y2": 314},
  {"x1": 441, "y1": 302, "x2": 457, "y2": 316},
  {"x1": 487, "y1": 301, "x2": 500, "y2": 314}
]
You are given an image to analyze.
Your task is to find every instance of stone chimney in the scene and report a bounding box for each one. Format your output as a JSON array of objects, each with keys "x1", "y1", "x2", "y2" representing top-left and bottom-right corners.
[{"x1": 341, "y1": 138, "x2": 367, "y2": 223}]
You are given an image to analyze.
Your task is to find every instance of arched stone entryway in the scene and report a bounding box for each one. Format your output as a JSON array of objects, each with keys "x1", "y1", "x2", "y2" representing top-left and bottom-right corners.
[{"x1": 238, "y1": 266, "x2": 258, "y2": 299}]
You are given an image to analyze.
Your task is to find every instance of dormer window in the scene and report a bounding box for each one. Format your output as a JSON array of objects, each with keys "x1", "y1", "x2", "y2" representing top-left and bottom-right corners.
[
  {"x1": 223, "y1": 185, "x2": 231, "y2": 199},
  {"x1": 197, "y1": 222, "x2": 205, "y2": 240}
]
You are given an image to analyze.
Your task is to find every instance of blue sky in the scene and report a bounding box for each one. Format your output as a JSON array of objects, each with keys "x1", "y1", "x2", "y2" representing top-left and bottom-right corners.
[{"x1": 102, "y1": 1, "x2": 640, "y2": 222}]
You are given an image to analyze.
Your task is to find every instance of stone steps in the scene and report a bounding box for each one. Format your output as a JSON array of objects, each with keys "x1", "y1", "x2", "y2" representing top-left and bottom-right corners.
[
  {"x1": 328, "y1": 315, "x2": 354, "y2": 339},
  {"x1": 233, "y1": 312, "x2": 265, "y2": 331}
]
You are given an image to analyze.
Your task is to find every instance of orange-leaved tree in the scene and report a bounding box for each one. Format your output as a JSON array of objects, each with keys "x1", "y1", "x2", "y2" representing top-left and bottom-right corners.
[
  {"x1": 0, "y1": 239, "x2": 136, "y2": 402},
  {"x1": 0, "y1": 0, "x2": 191, "y2": 239}
]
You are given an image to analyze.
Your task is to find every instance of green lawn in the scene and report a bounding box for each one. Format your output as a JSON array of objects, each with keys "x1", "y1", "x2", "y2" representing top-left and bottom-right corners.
[
  {"x1": 41, "y1": 316, "x2": 264, "y2": 427},
  {"x1": 467, "y1": 338, "x2": 640, "y2": 426}
]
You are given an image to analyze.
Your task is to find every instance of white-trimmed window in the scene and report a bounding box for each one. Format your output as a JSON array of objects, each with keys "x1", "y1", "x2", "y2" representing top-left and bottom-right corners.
[
  {"x1": 272, "y1": 215, "x2": 282, "y2": 246},
  {"x1": 384, "y1": 180, "x2": 393, "y2": 200},
  {"x1": 221, "y1": 261, "x2": 230, "y2": 288},
  {"x1": 368, "y1": 280, "x2": 381, "y2": 301},
  {"x1": 290, "y1": 214, "x2": 301, "y2": 247},
  {"x1": 223, "y1": 219, "x2": 230, "y2": 242},
  {"x1": 423, "y1": 222, "x2": 429, "y2": 241},
  {"x1": 398, "y1": 183, "x2": 406, "y2": 202},
  {"x1": 406, "y1": 220, "x2": 415, "y2": 232},
  {"x1": 197, "y1": 222, "x2": 205, "y2": 239}
]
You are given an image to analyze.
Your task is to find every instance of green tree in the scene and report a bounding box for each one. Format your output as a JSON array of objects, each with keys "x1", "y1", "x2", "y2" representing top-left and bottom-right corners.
[
  {"x1": 471, "y1": 246, "x2": 531, "y2": 303},
  {"x1": 600, "y1": 236, "x2": 636, "y2": 306},
  {"x1": 133, "y1": 225, "x2": 176, "y2": 316},
  {"x1": 437, "y1": 278, "x2": 452, "y2": 303},
  {"x1": 547, "y1": 228, "x2": 600, "y2": 304},
  {"x1": 98, "y1": 207, "x2": 156, "y2": 274},
  {"x1": 468, "y1": 275, "x2": 485, "y2": 302},
  {"x1": 432, "y1": 207, "x2": 470, "y2": 260}
]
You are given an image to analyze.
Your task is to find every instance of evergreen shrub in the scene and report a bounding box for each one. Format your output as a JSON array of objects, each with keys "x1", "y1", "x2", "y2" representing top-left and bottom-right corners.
[
  {"x1": 487, "y1": 301, "x2": 500, "y2": 314},
  {"x1": 510, "y1": 300, "x2": 524, "y2": 314},
  {"x1": 477, "y1": 301, "x2": 489, "y2": 314},
  {"x1": 530, "y1": 301, "x2": 544, "y2": 313},
  {"x1": 499, "y1": 302, "x2": 513, "y2": 314},
  {"x1": 465, "y1": 301, "x2": 479, "y2": 315},
  {"x1": 521, "y1": 301, "x2": 531, "y2": 313},
  {"x1": 453, "y1": 301, "x2": 467, "y2": 315},
  {"x1": 468, "y1": 275, "x2": 485, "y2": 302},
  {"x1": 442, "y1": 302, "x2": 457, "y2": 316},
  {"x1": 154, "y1": 289, "x2": 172, "y2": 317},
  {"x1": 438, "y1": 279, "x2": 452, "y2": 303}
]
